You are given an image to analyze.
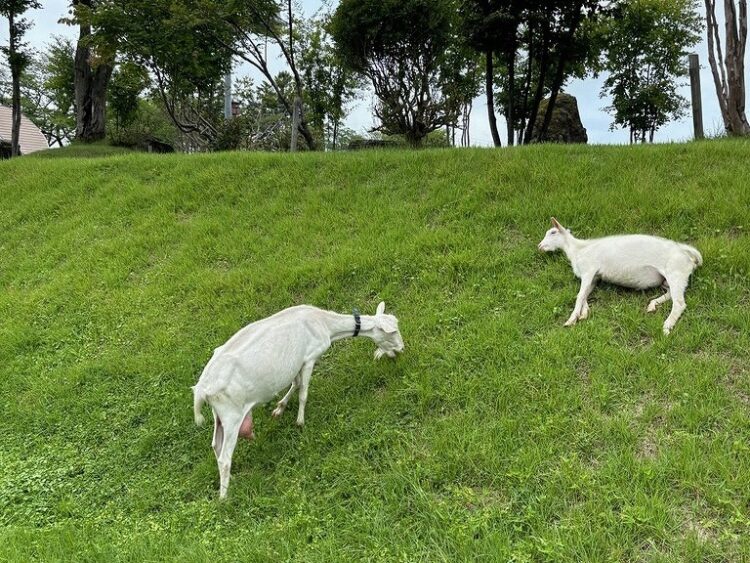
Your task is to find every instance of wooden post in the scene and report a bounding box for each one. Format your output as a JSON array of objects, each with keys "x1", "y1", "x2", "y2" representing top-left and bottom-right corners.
[
  {"x1": 688, "y1": 54, "x2": 704, "y2": 140},
  {"x1": 290, "y1": 96, "x2": 301, "y2": 152}
]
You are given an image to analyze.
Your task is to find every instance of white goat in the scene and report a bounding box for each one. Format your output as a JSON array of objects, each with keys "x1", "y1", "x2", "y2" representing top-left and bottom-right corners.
[
  {"x1": 193, "y1": 301, "x2": 404, "y2": 498},
  {"x1": 538, "y1": 218, "x2": 702, "y2": 334}
]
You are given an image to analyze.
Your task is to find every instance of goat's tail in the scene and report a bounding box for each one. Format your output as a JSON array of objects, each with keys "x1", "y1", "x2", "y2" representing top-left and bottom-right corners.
[
  {"x1": 192, "y1": 385, "x2": 206, "y2": 426},
  {"x1": 680, "y1": 244, "x2": 703, "y2": 267}
]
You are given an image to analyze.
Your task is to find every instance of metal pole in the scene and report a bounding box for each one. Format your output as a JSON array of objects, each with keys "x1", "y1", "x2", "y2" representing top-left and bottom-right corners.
[
  {"x1": 224, "y1": 72, "x2": 232, "y2": 120},
  {"x1": 688, "y1": 54, "x2": 703, "y2": 140}
]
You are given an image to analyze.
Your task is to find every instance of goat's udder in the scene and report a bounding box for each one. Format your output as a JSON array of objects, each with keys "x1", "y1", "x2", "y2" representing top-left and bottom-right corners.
[{"x1": 239, "y1": 415, "x2": 255, "y2": 440}]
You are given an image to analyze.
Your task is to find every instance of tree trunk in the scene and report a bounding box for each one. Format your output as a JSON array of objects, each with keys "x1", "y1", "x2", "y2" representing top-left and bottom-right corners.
[
  {"x1": 290, "y1": 96, "x2": 300, "y2": 152},
  {"x1": 506, "y1": 47, "x2": 516, "y2": 146},
  {"x1": 724, "y1": 0, "x2": 750, "y2": 134},
  {"x1": 523, "y1": 19, "x2": 550, "y2": 144},
  {"x1": 485, "y1": 51, "x2": 502, "y2": 147},
  {"x1": 704, "y1": 0, "x2": 750, "y2": 135},
  {"x1": 537, "y1": 7, "x2": 584, "y2": 141},
  {"x1": 73, "y1": 1, "x2": 113, "y2": 143},
  {"x1": 517, "y1": 19, "x2": 534, "y2": 145},
  {"x1": 8, "y1": 12, "x2": 21, "y2": 157},
  {"x1": 537, "y1": 60, "x2": 565, "y2": 141}
]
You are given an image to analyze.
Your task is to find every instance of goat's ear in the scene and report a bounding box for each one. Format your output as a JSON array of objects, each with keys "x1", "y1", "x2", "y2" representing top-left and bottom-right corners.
[
  {"x1": 551, "y1": 217, "x2": 565, "y2": 231},
  {"x1": 376, "y1": 301, "x2": 386, "y2": 315},
  {"x1": 378, "y1": 316, "x2": 398, "y2": 333}
]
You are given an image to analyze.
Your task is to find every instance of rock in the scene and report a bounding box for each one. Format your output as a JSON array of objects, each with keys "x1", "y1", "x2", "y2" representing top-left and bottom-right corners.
[{"x1": 530, "y1": 93, "x2": 588, "y2": 144}]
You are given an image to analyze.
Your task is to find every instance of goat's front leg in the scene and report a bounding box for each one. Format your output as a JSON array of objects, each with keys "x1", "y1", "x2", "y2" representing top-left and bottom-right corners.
[
  {"x1": 216, "y1": 413, "x2": 243, "y2": 499},
  {"x1": 296, "y1": 361, "x2": 316, "y2": 427},
  {"x1": 663, "y1": 276, "x2": 688, "y2": 335},
  {"x1": 565, "y1": 273, "x2": 596, "y2": 327}
]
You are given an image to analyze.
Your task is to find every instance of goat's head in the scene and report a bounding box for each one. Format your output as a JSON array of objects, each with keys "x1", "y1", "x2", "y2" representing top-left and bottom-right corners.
[
  {"x1": 371, "y1": 301, "x2": 404, "y2": 360},
  {"x1": 538, "y1": 217, "x2": 571, "y2": 252}
]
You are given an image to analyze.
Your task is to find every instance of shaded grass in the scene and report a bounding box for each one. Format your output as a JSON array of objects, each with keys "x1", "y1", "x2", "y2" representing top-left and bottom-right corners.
[
  {"x1": 28, "y1": 141, "x2": 136, "y2": 159},
  {"x1": 1, "y1": 140, "x2": 749, "y2": 561}
]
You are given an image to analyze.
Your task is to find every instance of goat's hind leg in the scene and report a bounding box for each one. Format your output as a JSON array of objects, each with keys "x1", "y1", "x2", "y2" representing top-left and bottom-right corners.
[
  {"x1": 647, "y1": 287, "x2": 671, "y2": 313},
  {"x1": 272, "y1": 374, "x2": 300, "y2": 418}
]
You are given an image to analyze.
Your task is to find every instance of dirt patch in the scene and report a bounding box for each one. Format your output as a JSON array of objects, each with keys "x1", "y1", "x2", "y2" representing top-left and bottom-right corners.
[{"x1": 634, "y1": 397, "x2": 673, "y2": 461}]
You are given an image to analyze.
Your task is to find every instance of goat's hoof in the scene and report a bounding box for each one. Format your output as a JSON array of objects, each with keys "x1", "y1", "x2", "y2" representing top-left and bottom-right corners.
[
  {"x1": 296, "y1": 419, "x2": 304, "y2": 427},
  {"x1": 564, "y1": 319, "x2": 577, "y2": 327},
  {"x1": 647, "y1": 303, "x2": 657, "y2": 313},
  {"x1": 272, "y1": 406, "x2": 284, "y2": 418},
  {"x1": 663, "y1": 326, "x2": 672, "y2": 335}
]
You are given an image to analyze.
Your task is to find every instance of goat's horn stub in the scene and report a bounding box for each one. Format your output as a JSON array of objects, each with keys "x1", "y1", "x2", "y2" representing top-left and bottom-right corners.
[{"x1": 551, "y1": 217, "x2": 563, "y2": 230}]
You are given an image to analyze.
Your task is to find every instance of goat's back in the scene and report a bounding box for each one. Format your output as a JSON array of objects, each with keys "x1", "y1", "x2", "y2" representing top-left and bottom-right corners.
[
  {"x1": 576, "y1": 234, "x2": 700, "y2": 289},
  {"x1": 195, "y1": 306, "x2": 325, "y2": 404}
]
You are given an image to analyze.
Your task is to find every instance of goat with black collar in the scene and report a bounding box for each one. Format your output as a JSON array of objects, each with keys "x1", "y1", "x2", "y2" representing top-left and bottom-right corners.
[{"x1": 193, "y1": 301, "x2": 404, "y2": 498}]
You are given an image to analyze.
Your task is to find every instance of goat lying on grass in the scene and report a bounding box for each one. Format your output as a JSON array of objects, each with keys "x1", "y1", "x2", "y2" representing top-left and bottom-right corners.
[
  {"x1": 538, "y1": 218, "x2": 702, "y2": 335},
  {"x1": 193, "y1": 302, "x2": 404, "y2": 498}
]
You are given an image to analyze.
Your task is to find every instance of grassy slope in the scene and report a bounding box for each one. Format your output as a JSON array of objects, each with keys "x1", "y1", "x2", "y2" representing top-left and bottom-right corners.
[
  {"x1": 0, "y1": 141, "x2": 749, "y2": 562},
  {"x1": 30, "y1": 143, "x2": 135, "y2": 159}
]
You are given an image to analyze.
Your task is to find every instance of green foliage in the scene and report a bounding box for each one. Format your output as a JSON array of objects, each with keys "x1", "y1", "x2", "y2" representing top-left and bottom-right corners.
[
  {"x1": 88, "y1": 0, "x2": 237, "y2": 145},
  {"x1": 331, "y1": 0, "x2": 459, "y2": 146},
  {"x1": 0, "y1": 36, "x2": 76, "y2": 147},
  {"x1": 107, "y1": 97, "x2": 178, "y2": 148},
  {"x1": 460, "y1": 1, "x2": 607, "y2": 144},
  {"x1": 1, "y1": 140, "x2": 750, "y2": 559},
  {"x1": 599, "y1": 0, "x2": 702, "y2": 143},
  {"x1": 210, "y1": 114, "x2": 246, "y2": 151},
  {"x1": 108, "y1": 61, "x2": 150, "y2": 132},
  {"x1": 42, "y1": 36, "x2": 76, "y2": 116},
  {"x1": 231, "y1": 73, "x2": 296, "y2": 151},
  {"x1": 298, "y1": 15, "x2": 362, "y2": 150},
  {"x1": 0, "y1": 0, "x2": 43, "y2": 154}
]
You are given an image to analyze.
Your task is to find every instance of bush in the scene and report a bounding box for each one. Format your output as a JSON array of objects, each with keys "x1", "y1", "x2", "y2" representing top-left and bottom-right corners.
[{"x1": 107, "y1": 99, "x2": 178, "y2": 149}]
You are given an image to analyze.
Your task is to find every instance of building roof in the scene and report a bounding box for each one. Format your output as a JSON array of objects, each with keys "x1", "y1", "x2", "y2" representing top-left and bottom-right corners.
[{"x1": 0, "y1": 105, "x2": 49, "y2": 154}]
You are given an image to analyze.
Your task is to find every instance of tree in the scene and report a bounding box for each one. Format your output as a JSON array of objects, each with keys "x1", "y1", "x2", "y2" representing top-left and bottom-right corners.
[
  {"x1": 84, "y1": 0, "x2": 233, "y2": 147},
  {"x1": 600, "y1": 0, "x2": 702, "y2": 143},
  {"x1": 107, "y1": 60, "x2": 149, "y2": 141},
  {"x1": 17, "y1": 37, "x2": 77, "y2": 146},
  {"x1": 704, "y1": 0, "x2": 749, "y2": 135},
  {"x1": 70, "y1": 0, "x2": 114, "y2": 142},
  {"x1": 0, "y1": 0, "x2": 41, "y2": 156},
  {"x1": 460, "y1": 0, "x2": 523, "y2": 146},
  {"x1": 204, "y1": 0, "x2": 321, "y2": 150},
  {"x1": 298, "y1": 15, "x2": 362, "y2": 150},
  {"x1": 440, "y1": 42, "x2": 482, "y2": 146},
  {"x1": 460, "y1": 0, "x2": 603, "y2": 146},
  {"x1": 331, "y1": 0, "x2": 458, "y2": 147},
  {"x1": 232, "y1": 72, "x2": 298, "y2": 150},
  {"x1": 521, "y1": 0, "x2": 602, "y2": 144}
]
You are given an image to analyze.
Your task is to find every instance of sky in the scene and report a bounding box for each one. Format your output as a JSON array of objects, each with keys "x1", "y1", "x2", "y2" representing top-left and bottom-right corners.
[{"x1": 2, "y1": 0, "x2": 748, "y2": 146}]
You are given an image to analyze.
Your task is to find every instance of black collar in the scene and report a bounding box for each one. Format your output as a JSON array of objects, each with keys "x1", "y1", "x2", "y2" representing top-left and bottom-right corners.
[{"x1": 353, "y1": 308, "x2": 361, "y2": 337}]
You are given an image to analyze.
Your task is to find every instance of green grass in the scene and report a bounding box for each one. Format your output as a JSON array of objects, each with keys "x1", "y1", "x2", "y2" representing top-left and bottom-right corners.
[
  {"x1": 29, "y1": 141, "x2": 136, "y2": 159},
  {"x1": 1, "y1": 140, "x2": 749, "y2": 561}
]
